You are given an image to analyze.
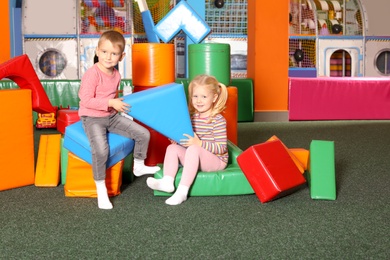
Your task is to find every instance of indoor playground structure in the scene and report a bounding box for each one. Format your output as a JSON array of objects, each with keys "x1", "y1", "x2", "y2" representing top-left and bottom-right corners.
[
  {"x1": 0, "y1": 0, "x2": 339, "y2": 204},
  {"x1": 0, "y1": 0, "x2": 390, "y2": 205}
]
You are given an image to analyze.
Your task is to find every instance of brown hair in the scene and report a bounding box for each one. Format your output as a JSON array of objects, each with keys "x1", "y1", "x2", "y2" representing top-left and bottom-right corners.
[
  {"x1": 98, "y1": 30, "x2": 126, "y2": 53},
  {"x1": 188, "y1": 74, "x2": 228, "y2": 119}
]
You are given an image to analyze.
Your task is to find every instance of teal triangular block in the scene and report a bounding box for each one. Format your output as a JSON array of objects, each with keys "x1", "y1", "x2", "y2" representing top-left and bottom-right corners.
[{"x1": 122, "y1": 83, "x2": 194, "y2": 143}]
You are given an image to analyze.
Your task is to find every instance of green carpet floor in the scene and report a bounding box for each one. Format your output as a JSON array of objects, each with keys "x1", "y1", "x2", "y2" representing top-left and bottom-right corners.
[{"x1": 1, "y1": 121, "x2": 389, "y2": 259}]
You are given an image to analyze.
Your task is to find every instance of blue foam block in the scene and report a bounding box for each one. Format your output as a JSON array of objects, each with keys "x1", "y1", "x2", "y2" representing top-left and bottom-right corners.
[
  {"x1": 153, "y1": 1, "x2": 210, "y2": 43},
  {"x1": 63, "y1": 121, "x2": 135, "y2": 168},
  {"x1": 141, "y1": 10, "x2": 160, "y2": 43},
  {"x1": 122, "y1": 83, "x2": 194, "y2": 143}
]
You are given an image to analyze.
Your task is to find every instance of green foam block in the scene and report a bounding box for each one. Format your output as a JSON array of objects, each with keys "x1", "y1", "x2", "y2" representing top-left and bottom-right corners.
[
  {"x1": 153, "y1": 141, "x2": 254, "y2": 196},
  {"x1": 60, "y1": 137, "x2": 69, "y2": 185},
  {"x1": 309, "y1": 140, "x2": 336, "y2": 200}
]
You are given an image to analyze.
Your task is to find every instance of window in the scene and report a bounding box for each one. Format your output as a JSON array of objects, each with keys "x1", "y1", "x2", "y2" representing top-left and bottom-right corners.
[{"x1": 375, "y1": 50, "x2": 390, "y2": 76}]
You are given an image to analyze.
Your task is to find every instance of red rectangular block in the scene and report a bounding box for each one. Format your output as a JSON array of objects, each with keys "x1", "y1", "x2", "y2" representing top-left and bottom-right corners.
[
  {"x1": 237, "y1": 140, "x2": 306, "y2": 203},
  {"x1": 57, "y1": 109, "x2": 80, "y2": 134}
]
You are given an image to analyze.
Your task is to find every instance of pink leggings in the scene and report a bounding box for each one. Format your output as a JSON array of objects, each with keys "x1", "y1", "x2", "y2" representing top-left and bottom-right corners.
[{"x1": 163, "y1": 144, "x2": 227, "y2": 187}]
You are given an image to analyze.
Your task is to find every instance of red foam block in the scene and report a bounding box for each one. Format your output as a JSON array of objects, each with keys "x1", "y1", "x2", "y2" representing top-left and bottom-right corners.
[
  {"x1": 0, "y1": 54, "x2": 54, "y2": 114},
  {"x1": 237, "y1": 140, "x2": 306, "y2": 203},
  {"x1": 57, "y1": 109, "x2": 80, "y2": 135}
]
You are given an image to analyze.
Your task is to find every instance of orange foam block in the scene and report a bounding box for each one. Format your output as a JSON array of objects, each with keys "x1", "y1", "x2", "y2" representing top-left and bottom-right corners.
[
  {"x1": 237, "y1": 140, "x2": 306, "y2": 203},
  {"x1": 35, "y1": 134, "x2": 62, "y2": 187},
  {"x1": 289, "y1": 148, "x2": 309, "y2": 171},
  {"x1": 0, "y1": 89, "x2": 35, "y2": 191},
  {"x1": 266, "y1": 135, "x2": 305, "y2": 173},
  {"x1": 64, "y1": 153, "x2": 124, "y2": 198}
]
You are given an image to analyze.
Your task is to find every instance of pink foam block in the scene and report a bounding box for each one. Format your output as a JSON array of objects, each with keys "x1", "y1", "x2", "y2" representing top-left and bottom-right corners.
[
  {"x1": 237, "y1": 140, "x2": 306, "y2": 203},
  {"x1": 289, "y1": 77, "x2": 390, "y2": 120}
]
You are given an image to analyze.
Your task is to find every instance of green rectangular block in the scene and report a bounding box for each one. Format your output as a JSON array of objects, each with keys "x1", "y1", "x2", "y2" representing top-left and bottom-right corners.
[
  {"x1": 60, "y1": 137, "x2": 69, "y2": 185},
  {"x1": 309, "y1": 140, "x2": 336, "y2": 200},
  {"x1": 231, "y1": 78, "x2": 254, "y2": 122}
]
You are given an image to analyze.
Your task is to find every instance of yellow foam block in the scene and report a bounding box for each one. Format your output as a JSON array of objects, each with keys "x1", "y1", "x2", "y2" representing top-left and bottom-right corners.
[
  {"x1": 64, "y1": 152, "x2": 124, "y2": 198},
  {"x1": 266, "y1": 135, "x2": 305, "y2": 174},
  {"x1": 0, "y1": 89, "x2": 35, "y2": 191},
  {"x1": 289, "y1": 148, "x2": 310, "y2": 171},
  {"x1": 35, "y1": 134, "x2": 62, "y2": 187}
]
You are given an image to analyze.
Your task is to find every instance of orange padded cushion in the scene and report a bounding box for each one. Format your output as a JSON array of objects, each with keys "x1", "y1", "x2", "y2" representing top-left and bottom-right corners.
[
  {"x1": 223, "y1": 87, "x2": 238, "y2": 145},
  {"x1": 0, "y1": 89, "x2": 35, "y2": 191},
  {"x1": 64, "y1": 153, "x2": 124, "y2": 198}
]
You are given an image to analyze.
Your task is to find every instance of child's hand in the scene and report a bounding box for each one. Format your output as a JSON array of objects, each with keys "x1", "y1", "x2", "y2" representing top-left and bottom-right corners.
[
  {"x1": 109, "y1": 98, "x2": 131, "y2": 113},
  {"x1": 180, "y1": 133, "x2": 201, "y2": 147}
]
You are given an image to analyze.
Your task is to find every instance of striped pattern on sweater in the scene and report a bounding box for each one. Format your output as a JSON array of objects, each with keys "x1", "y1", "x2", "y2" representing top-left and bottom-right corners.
[{"x1": 192, "y1": 113, "x2": 228, "y2": 163}]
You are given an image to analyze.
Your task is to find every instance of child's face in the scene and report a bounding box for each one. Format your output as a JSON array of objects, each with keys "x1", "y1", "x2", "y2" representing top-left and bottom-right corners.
[
  {"x1": 191, "y1": 85, "x2": 217, "y2": 117},
  {"x1": 96, "y1": 39, "x2": 124, "y2": 72}
]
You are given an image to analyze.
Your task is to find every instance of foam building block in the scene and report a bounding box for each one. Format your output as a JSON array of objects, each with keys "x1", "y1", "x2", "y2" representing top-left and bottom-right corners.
[
  {"x1": 0, "y1": 89, "x2": 35, "y2": 191},
  {"x1": 35, "y1": 134, "x2": 62, "y2": 187},
  {"x1": 60, "y1": 137, "x2": 69, "y2": 184},
  {"x1": 57, "y1": 109, "x2": 80, "y2": 135},
  {"x1": 64, "y1": 153, "x2": 124, "y2": 197},
  {"x1": 0, "y1": 54, "x2": 54, "y2": 114},
  {"x1": 266, "y1": 135, "x2": 305, "y2": 174},
  {"x1": 63, "y1": 121, "x2": 135, "y2": 168},
  {"x1": 289, "y1": 148, "x2": 310, "y2": 171},
  {"x1": 153, "y1": 0, "x2": 211, "y2": 43},
  {"x1": 135, "y1": 0, "x2": 160, "y2": 43},
  {"x1": 122, "y1": 83, "x2": 194, "y2": 143},
  {"x1": 224, "y1": 87, "x2": 238, "y2": 144},
  {"x1": 237, "y1": 140, "x2": 306, "y2": 203},
  {"x1": 142, "y1": 10, "x2": 161, "y2": 43},
  {"x1": 231, "y1": 78, "x2": 254, "y2": 122},
  {"x1": 309, "y1": 140, "x2": 336, "y2": 200},
  {"x1": 154, "y1": 141, "x2": 254, "y2": 196}
]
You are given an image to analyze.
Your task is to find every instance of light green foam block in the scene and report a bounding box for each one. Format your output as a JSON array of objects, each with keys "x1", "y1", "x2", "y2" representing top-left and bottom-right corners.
[
  {"x1": 60, "y1": 137, "x2": 69, "y2": 185},
  {"x1": 309, "y1": 140, "x2": 336, "y2": 200}
]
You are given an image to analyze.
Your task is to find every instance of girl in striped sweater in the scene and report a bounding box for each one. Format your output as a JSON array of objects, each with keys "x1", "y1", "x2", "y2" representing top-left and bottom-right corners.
[{"x1": 147, "y1": 74, "x2": 229, "y2": 205}]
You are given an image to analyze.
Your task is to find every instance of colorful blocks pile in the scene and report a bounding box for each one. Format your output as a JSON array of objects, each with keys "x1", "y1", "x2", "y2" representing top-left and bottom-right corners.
[{"x1": 237, "y1": 139, "x2": 306, "y2": 203}]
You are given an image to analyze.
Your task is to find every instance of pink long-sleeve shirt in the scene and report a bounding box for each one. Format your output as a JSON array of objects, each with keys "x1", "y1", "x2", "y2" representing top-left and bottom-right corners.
[{"x1": 78, "y1": 64, "x2": 120, "y2": 117}]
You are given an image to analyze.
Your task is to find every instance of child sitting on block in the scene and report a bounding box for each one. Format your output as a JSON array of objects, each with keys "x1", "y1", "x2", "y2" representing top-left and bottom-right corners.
[
  {"x1": 78, "y1": 30, "x2": 159, "y2": 210},
  {"x1": 146, "y1": 74, "x2": 229, "y2": 205}
]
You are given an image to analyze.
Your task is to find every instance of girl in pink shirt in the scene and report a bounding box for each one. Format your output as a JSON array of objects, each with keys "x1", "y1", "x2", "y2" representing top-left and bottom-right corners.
[
  {"x1": 79, "y1": 31, "x2": 159, "y2": 210},
  {"x1": 146, "y1": 74, "x2": 229, "y2": 205}
]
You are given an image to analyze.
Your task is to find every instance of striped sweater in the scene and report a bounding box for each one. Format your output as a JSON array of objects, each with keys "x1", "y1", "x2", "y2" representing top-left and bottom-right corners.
[{"x1": 191, "y1": 113, "x2": 228, "y2": 163}]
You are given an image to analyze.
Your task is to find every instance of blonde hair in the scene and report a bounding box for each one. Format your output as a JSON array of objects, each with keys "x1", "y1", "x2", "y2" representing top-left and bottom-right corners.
[
  {"x1": 98, "y1": 30, "x2": 126, "y2": 53},
  {"x1": 188, "y1": 74, "x2": 228, "y2": 119}
]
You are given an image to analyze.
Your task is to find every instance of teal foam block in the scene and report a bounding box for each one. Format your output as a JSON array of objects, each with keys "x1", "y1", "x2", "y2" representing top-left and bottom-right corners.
[
  {"x1": 309, "y1": 140, "x2": 337, "y2": 200},
  {"x1": 122, "y1": 83, "x2": 194, "y2": 143},
  {"x1": 63, "y1": 121, "x2": 135, "y2": 168}
]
